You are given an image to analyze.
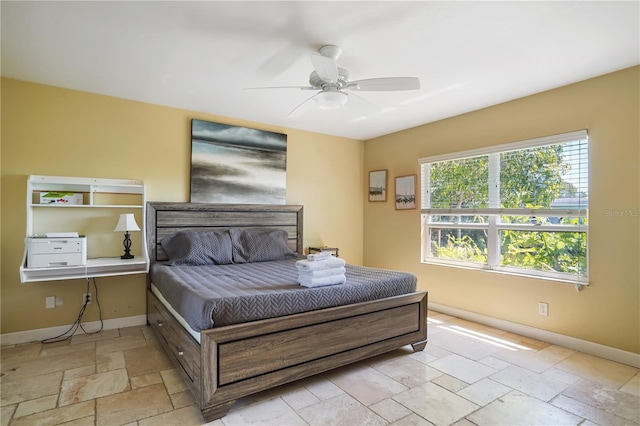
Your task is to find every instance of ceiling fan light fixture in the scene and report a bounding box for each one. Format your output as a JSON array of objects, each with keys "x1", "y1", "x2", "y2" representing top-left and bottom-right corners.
[{"x1": 314, "y1": 90, "x2": 348, "y2": 110}]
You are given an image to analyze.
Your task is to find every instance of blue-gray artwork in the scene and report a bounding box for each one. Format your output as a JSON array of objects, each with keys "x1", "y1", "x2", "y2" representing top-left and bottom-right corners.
[{"x1": 190, "y1": 119, "x2": 287, "y2": 204}]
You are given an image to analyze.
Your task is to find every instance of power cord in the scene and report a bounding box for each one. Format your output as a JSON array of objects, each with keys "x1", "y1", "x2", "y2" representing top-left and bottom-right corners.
[{"x1": 41, "y1": 277, "x2": 104, "y2": 344}]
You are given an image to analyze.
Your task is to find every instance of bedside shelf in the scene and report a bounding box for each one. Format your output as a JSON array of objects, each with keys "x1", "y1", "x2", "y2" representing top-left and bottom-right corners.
[
  {"x1": 308, "y1": 246, "x2": 340, "y2": 257},
  {"x1": 20, "y1": 257, "x2": 148, "y2": 283},
  {"x1": 21, "y1": 175, "x2": 149, "y2": 283},
  {"x1": 30, "y1": 204, "x2": 145, "y2": 209}
]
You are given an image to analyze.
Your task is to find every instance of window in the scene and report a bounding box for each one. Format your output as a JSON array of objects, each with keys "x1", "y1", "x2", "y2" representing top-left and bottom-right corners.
[{"x1": 419, "y1": 130, "x2": 589, "y2": 284}]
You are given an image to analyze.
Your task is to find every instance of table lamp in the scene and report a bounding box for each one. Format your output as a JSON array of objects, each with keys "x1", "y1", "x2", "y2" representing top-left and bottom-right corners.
[{"x1": 114, "y1": 214, "x2": 140, "y2": 259}]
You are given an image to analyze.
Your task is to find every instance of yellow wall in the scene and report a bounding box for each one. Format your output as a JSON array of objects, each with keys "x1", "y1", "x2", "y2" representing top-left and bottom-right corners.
[
  {"x1": 1, "y1": 78, "x2": 364, "y2": 334},
  {"x1": 364, "y1": 66, "x2": 640, "y2": 354}
]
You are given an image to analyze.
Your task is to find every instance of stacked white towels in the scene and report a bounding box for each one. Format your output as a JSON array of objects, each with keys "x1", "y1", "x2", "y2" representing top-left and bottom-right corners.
[{"x1": 296, "y1": 251, "x2": 346, "y2": 287}]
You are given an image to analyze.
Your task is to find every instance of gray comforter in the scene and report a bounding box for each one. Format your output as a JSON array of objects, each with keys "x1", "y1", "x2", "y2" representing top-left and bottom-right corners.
[{"x1": 150, "y1": 258, "x2": 417, "y2": 331}]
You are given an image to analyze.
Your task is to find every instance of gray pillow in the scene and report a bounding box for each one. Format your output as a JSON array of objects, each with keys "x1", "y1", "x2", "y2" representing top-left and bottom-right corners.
[
  {"x1": 230, "y1": 228, "x2": 296, "y2": 263},
  {"x1": 161, "y1": 230, "x2": 233, "y2": 266}
]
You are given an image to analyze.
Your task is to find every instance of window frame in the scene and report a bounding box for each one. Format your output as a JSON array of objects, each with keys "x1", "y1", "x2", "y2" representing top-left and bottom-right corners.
[{"x1": 419, "y1": 130, "x2": 589, "y2": 285}]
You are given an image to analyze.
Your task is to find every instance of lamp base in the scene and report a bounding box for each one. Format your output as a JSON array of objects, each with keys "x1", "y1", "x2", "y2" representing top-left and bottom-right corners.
[{"x1": 120, "y1": 231, "x2": 135, "y2": 260}]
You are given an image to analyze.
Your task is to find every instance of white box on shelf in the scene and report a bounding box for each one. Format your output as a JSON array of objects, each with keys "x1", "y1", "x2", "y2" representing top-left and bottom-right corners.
[
  {"x1": 39, "y1": 192, "x2": 83, "y2": 205},
  {"x1": 27, "y1": 237, "x2": 87, "y2": 268}
]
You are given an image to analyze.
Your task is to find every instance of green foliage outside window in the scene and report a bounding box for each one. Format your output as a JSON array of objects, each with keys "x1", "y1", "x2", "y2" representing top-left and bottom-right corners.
[
  {"x1": 500, "y1": 145, "x2": 570, "y2": 208},
  {"x1": 430, "y1": 156, "x2": 488, "y2": 209},
  {"x1": 428, "y1": 145, "x2": 587, "y2": 276}
]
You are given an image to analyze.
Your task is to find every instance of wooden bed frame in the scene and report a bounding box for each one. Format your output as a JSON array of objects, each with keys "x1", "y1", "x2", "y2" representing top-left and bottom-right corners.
[{"x1": 146, "y1": 202, "x2": 427, "y2": 422}]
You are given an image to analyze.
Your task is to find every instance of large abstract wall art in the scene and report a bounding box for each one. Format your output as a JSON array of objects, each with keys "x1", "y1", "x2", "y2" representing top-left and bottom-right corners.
[{"x1": 190, "y1": 119, "x2": 287, "y2": 204}]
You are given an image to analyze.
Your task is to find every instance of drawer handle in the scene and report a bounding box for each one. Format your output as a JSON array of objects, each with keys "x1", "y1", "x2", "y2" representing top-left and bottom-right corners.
[
  {"x1": 177, "y1": 349, "x2": 184, "y2": 356},
  {"x1": 157, "y1": 320, "x2": 163, "y2": 327}
]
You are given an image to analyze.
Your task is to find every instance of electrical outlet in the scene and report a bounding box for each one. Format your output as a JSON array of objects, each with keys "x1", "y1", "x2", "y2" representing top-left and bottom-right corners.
[
  {"x1": 538, "y1": 302, "x2": 549, "y2": 316},
  {"x1": 45, "y1": 296, "x2": 56, "y2": 309},
  {"x1": 83, "y1": 292, "x2": 92, "y2": 305}
]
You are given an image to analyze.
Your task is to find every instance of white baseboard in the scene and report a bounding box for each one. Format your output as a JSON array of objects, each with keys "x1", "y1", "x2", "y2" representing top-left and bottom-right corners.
[
  {"x1": 429, "y1": 302, "x2": 640, "y2": 368},
  {"x1": 0, "y1": 315, "x2": 147, "y2": 346}
]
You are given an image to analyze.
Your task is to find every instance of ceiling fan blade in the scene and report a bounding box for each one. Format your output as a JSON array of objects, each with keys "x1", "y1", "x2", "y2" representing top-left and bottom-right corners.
[
  {"x1": 345, "y1": 92, "x2": 380, "y2": 116},
  {"x1": 287, "y1": 92, "x2": 320, "y2": 117},
  {"x1": 244, "y1": 85, "x2": 316, "y2": 90},
  {"x1": 348, "y1": 77, "x2": 420, "y2": 91},
  {"x1": 310, "y1": 54, "x2": 339, "y2": 83}
]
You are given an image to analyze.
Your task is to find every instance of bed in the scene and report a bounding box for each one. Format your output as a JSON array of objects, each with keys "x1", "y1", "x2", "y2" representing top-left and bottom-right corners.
[{"x1": 146, "y1": 202, "x2": 427, "y2": 422}]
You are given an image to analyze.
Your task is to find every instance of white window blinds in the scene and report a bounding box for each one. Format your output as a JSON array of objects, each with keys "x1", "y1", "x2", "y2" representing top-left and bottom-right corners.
[{"x1": 420, "y1": 130, "x2": 589, "y2": 217}]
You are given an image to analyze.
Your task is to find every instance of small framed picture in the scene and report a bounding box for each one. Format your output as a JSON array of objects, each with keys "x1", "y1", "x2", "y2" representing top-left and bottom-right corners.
[
  {"x1": 395, "y1": 175, "x2": 416, "y2": 210},
  {"x1": 368, "y1": 170, "x2": 387, "y2": 202}
]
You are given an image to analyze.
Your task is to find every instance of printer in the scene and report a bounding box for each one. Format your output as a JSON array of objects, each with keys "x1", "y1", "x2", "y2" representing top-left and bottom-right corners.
[{"x1": 27, "y1": 237, "x2": 87, "y2": 268}]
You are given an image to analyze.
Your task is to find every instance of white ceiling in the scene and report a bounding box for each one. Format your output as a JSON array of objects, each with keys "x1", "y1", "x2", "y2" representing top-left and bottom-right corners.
[{"x1": 2, "y1": 1, "x2": 639, "y2": 140}]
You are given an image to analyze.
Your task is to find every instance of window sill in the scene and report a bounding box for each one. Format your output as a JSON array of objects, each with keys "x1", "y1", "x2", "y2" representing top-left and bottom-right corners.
[{"x1": 422, "y1": 259, "x2": 589, "y2": 288}]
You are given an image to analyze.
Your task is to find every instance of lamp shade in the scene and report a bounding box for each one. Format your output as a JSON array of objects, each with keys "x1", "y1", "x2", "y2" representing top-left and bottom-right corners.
[
  {"x1": 314, "y1": 90, "x2": 348, "y2": 110},
  {"x1": 114, "y1": 214, "x2": 140, "y2": 232}
]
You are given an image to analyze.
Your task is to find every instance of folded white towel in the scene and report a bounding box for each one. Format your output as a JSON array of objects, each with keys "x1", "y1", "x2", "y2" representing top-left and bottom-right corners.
[
  {"x1": 295, "y1": 257, "x2": 346, "y2": 271},
  {"x1": 299, "y1": 274, "x2": 346, "y2": 288},
  {"x1": 298, "y1": 266, "x2": 346, "y2": 278},
  {"x1": 307, "y1": 251, "x2": 333, "y2": 261}
]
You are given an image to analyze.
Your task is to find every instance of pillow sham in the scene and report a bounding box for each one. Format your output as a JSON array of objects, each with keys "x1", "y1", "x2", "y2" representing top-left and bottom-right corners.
[
  {"x1": 161, "y1": 230, "x2": 233, "y2": 266},
  {"x1": 229, "y1": 228, "x2": 296, "y2": 263}
]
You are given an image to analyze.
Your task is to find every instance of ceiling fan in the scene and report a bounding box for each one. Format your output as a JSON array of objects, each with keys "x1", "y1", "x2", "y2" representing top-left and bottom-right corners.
[{"x1": 249, "y1": 45, "x2": 420, "y2": 116}]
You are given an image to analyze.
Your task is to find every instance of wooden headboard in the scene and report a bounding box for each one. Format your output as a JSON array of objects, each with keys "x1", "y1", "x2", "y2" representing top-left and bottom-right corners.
[{"x1": 146, "y1": 202, "x2": 304, "y2": 265}]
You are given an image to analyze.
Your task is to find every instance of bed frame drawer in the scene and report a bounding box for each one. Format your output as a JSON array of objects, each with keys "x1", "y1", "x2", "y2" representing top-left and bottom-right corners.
[
  {"x1": 217, "y1": 302, "x2": 420, "y2": 385},
  {"x1": 147, "y1": 292, "x2": 200, "y2": 383}
]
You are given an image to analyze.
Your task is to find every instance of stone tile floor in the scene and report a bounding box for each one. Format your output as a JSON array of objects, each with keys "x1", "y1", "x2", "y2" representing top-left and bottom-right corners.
[{"x1": 1, "y1": 311, "x2": 638, "y2": 425}]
